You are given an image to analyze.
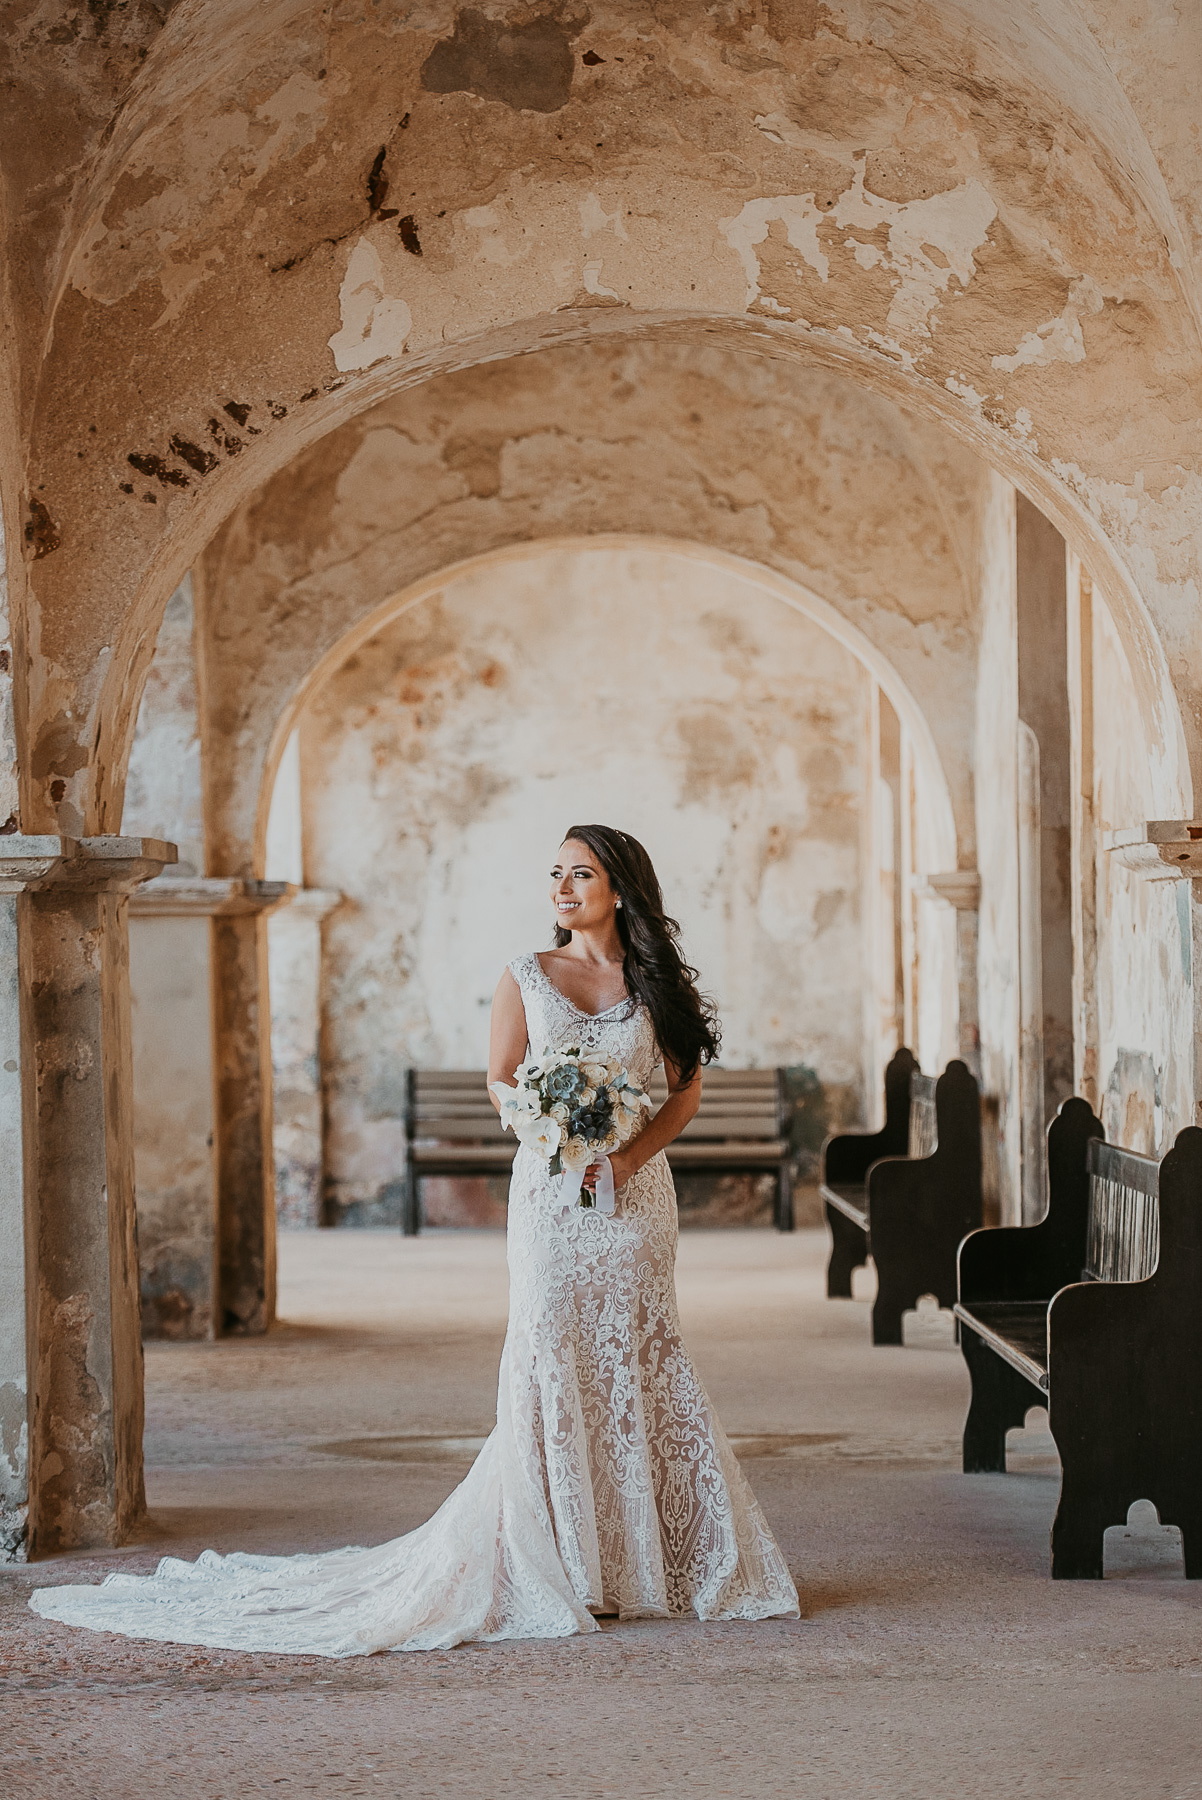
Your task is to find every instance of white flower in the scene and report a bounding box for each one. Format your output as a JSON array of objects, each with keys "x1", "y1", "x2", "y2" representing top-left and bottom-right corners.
[
  {"x1": 620, "y1": 1085, "x2": 651, "y2": 1113},
  {"x1": 550, "y1": 1101, "x2": 569, "y2": 1123},
  {"x1": 580, "y1": 1060, "x2": 607, "y2": 1086},
  {"x1": 516, "y1": 1115, "x2": 563, "y2": 1158},
  {"x1": 489, "y1": 1081, "x2": 541, "y2": 1131},
  {"x1": 559, "y1": 1135, "x2": 591, "y2": 1173}
]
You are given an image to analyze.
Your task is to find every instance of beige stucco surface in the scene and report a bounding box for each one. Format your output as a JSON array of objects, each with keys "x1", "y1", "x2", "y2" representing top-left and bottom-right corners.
[
  {"x1": 294, "y1": 541, "x2": 878, "y2": 1225},
  {"x1": 4, "y1": 0, "x2": 1200, "y2": 842},
  {"x1": 196, "y1": 342, "x2": 981, "y2": 882}
]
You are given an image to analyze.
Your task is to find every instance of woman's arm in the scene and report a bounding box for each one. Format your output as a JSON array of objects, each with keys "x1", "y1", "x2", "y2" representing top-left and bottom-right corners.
[
  {"x1": 585, "y1": 1053, "x2": 702, "y2": 1194},
  {"x1": 487, "y1": 969, "x2": 529, "y2": 1112}
]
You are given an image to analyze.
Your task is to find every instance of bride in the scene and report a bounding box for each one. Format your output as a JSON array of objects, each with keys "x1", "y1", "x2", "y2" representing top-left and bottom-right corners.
[{"x1": 30, "y1": 824, "x2": 799, "y2": 1655}]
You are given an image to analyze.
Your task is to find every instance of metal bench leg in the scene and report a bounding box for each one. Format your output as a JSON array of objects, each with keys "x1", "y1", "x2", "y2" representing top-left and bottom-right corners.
[
  {"x1": 775, "y1": 1163, "x2": 794, "y2": 1232},
  {"x1": 402, "y1": 1159, "x2": 420, "y2": 1237},
  {"x1": 825, "y1": 1204, "x2": 867, "y2": 1297},
  {"x1": 959, "y1": 1323, "x2": 1036, "y2": 1473}
]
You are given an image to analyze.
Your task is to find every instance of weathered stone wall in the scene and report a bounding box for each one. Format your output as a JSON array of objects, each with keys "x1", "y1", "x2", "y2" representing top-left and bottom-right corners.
[
  {"x1": 6, "y1": 1, "x2": 1200, "y2": 848},
  {"x1": 292, "y1": 542, "x2": 879, "y2": 1227},
  {"x1": 1091, "y1": 596, "x2": 1194, "y2": 1154},
  {"x1": 123, "y1": 579, "x2": 205, "y2": 877},
  {"x1": 196, "y1": 343, "x2": 979, "y2": 884}
]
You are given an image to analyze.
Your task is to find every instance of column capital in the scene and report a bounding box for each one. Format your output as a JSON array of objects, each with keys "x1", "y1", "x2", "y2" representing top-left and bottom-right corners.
[
  {"x1": 0, "y1": 836, "x2": 176, "y2": 896},
  {"x1": 130, "y1": 876, "x2": 295, "y2": 917},
  {"x1": 1105, "y1": 821, "x2": 1202, "y2": 879},
  {"x1": 914, "y1": 870, "x2": 981, "y2": 910},
  {"x1": 277, "y1": 887, "x2": 342, "y2": 922}
]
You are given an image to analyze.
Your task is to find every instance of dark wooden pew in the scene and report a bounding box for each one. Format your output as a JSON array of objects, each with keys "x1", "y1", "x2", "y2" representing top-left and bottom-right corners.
[
  {"x1": 820, "y1": 1046, "x2": 917, "y2": 1298},
  {"x1": 820, "y1": 1054, "x2": 982, "y2": 1344},
  {"x1": 955, "y1": 1099, "x2": 1202, "y2": 1578}
]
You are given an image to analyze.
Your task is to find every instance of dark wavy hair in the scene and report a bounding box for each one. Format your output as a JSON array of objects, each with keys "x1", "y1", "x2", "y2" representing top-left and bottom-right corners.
[{"x1": 554, "y1": 824, "x2": 720, "y2": 1082}]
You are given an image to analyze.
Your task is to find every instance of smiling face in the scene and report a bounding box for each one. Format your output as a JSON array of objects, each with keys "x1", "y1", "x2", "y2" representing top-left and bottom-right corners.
[{"x1": 550, "y1": 837, "x2": 619, "y2": 934}]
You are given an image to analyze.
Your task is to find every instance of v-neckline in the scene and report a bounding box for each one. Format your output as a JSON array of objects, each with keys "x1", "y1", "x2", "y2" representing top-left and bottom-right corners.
[{"x1": 533, "y1": 953, "x2": 631, "y2": 1020}]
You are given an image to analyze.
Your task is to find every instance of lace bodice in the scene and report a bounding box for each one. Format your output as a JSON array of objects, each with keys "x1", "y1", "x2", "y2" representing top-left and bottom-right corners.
[
  {"x1": 507, "y1": 950, "x2": 661, "y2": 1086},
  {"x1": 30, "y1": 952, "x2": 798, "y2": 1655}
]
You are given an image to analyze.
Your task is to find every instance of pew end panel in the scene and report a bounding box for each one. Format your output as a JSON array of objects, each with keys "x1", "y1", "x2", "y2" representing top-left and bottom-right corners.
[
  {"x1": 867, "y1": 1059, "x2": 982, "y2": 1345},
  {"x1": 1046, "y1": 1125, "x2": 1202, "y2": 1579},
  {"x1": 820, "y1": 1046, "x2": 916, "y2": 1297}
]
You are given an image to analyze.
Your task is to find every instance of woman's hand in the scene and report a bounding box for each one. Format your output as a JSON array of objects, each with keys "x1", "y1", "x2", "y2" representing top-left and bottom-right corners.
[{"x1": 582, "y1": 1151, "x2": 634, "y2": 1198}]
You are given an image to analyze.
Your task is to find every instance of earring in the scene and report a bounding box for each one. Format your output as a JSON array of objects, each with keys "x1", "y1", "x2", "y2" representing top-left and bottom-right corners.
[{"x1": 615, "y1": 899, "x2": 623, "y2": 909}]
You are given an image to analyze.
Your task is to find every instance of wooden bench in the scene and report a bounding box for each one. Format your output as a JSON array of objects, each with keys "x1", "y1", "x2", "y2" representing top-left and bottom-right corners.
[
  {"x1": 402, "y1": 1070, "x2": 514, "y2": 1235},
  {"x1": 955, "y1": 1100, "x2": 1202, "y2": 1578},
  {"x1": 820, "y1": 1053, "x2": 981, "y2": 1344},
  {"x1": 403, "y1": 1067, "x2": 793, "y2": 1234},
  {"x1": 656, "y1": 1067, "x2": 793, "y2": 1232}
]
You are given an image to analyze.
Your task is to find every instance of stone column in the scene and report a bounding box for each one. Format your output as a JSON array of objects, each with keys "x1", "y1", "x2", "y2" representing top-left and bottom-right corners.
[
  {"x1": 129, "y1": 877, "x2": 291, "y2": 1340},
  {"x1": 917, "y1": 871, "x2": 982, "y2": 1077},
  {"x1": 1016, "y1": 494, "x2": 1074, "y2": 1128},
  {"x1": 0, "y1": 836, "x2": 175, "y2": 1560},
  {"x1": 268, "y1": 889, "x2": 341, "y2": 1230},
  {"x1": 211, "y1": 883, "x2": 293, "y2": 1335}
]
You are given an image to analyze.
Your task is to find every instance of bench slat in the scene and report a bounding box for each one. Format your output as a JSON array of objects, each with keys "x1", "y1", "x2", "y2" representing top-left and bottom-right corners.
[
  {"x1": 818, "y1": 1182, "x2": 868, "y2": 1230},
  {"x1": 412, "y1": 1144, "x2": 516, "y2": 1167},
  {"x1": 955, "y1": 1302, "x2": 1049, "y2": 1392},
  {"x1": 1085, "y1": 1137, "x2": 1159, "y2": 1282},
  {"x1": 667, "y1": 1141, "x2": 786, "y2": 1166}
]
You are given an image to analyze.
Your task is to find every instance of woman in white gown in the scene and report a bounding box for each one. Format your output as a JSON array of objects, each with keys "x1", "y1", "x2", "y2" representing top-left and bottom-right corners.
[{"x1": 31, "y1": 825, "x2": 799, "y2": 1656}]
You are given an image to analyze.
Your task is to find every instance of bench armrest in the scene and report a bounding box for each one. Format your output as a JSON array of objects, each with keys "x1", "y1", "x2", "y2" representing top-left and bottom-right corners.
[
  {"x1": 958, "y1": 1223, "x2": 1060, "y2": 1304},
  {"x1": 959, "y1": 1097, "x2": 1104, "y2": 1305},
  {"x1": 823, "y1": 1127, "x2": 902, "y2": 1186}
]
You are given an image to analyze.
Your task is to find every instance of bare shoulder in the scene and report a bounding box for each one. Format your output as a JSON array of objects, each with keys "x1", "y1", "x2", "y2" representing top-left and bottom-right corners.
[{"x1": 493, "y1": 965, "x2": 523, "y2": 1004}]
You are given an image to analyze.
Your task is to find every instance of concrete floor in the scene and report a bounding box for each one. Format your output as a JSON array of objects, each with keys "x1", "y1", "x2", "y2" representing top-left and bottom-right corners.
[{"x1": 3, "y1": 1228, "x2": 1200, "y2": 1799}]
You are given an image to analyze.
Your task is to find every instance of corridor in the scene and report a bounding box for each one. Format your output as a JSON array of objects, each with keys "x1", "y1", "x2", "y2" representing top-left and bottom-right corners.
[{"x1": 4, "y1": 1231, "x2": 1197, "y2": 1799}]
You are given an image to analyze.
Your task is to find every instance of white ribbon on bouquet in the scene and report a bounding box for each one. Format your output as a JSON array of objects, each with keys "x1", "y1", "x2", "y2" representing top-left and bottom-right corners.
[{"x1": 559, "y1": 1155, "x2": 615, "y2": 1216}]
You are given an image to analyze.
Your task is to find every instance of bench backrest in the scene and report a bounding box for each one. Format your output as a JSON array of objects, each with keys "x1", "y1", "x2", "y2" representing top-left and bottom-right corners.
[
  {"x1": 410, "y1": 1067, "x2": 784, "y2": 1142},
  {"x1": 407, "y1": 1071, "x2": 505, "y2": 1140},
  {"x1": 909, "y1": 1073, "x2": 938, "y2": 1159},
  {"x1": 648, "y1": 1067, "x2": 784, "y2": 1140},
  {"x1": 1085, "y1": 1137, "x2": 1159, "y2": 1281}
]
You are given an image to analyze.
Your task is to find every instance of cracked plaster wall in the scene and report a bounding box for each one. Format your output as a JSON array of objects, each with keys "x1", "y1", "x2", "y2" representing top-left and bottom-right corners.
[
  {"x1": 1, "y1": 0, "x2": 1199, "y2": 847},
  {"x1": 194, "y1": 340, "x2": 983, "y2": 881},
  {"x1": 294, "y1": 541, "x2": 878, "y2": 1227}
]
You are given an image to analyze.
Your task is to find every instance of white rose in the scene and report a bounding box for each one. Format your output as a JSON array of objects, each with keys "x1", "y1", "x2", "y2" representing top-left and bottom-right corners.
[
  {"x1": 580, "y1": 1060, "x2": 607, "y2": 1086},
  {"x1": 550, "y1": 1101, "x2": 569, "y2": 1123},
  {"x1": 560, "y1": 1135, "x2": 591, "y2": 1173}
]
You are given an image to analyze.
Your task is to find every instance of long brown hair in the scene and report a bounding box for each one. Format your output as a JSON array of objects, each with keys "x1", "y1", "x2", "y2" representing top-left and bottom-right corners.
[{"x1": 555, "y1": 825, "x2": 720, "y2": 1082}]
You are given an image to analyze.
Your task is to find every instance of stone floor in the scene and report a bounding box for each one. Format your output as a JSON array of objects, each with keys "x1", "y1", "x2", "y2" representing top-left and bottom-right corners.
[{"x1": 3, "y1": 1229, "x2": 1200, "y2": 1799}]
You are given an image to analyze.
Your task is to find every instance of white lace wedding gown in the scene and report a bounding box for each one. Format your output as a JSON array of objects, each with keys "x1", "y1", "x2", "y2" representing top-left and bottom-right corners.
[{"x1": 30, "y1": 952, "x2": 799, "y2": 1656}]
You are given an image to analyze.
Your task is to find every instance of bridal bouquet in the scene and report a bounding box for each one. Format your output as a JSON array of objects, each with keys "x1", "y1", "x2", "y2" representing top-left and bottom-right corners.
[{"x1": 490, "y1": 1049, "x2": 653, "y2": 1213}]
